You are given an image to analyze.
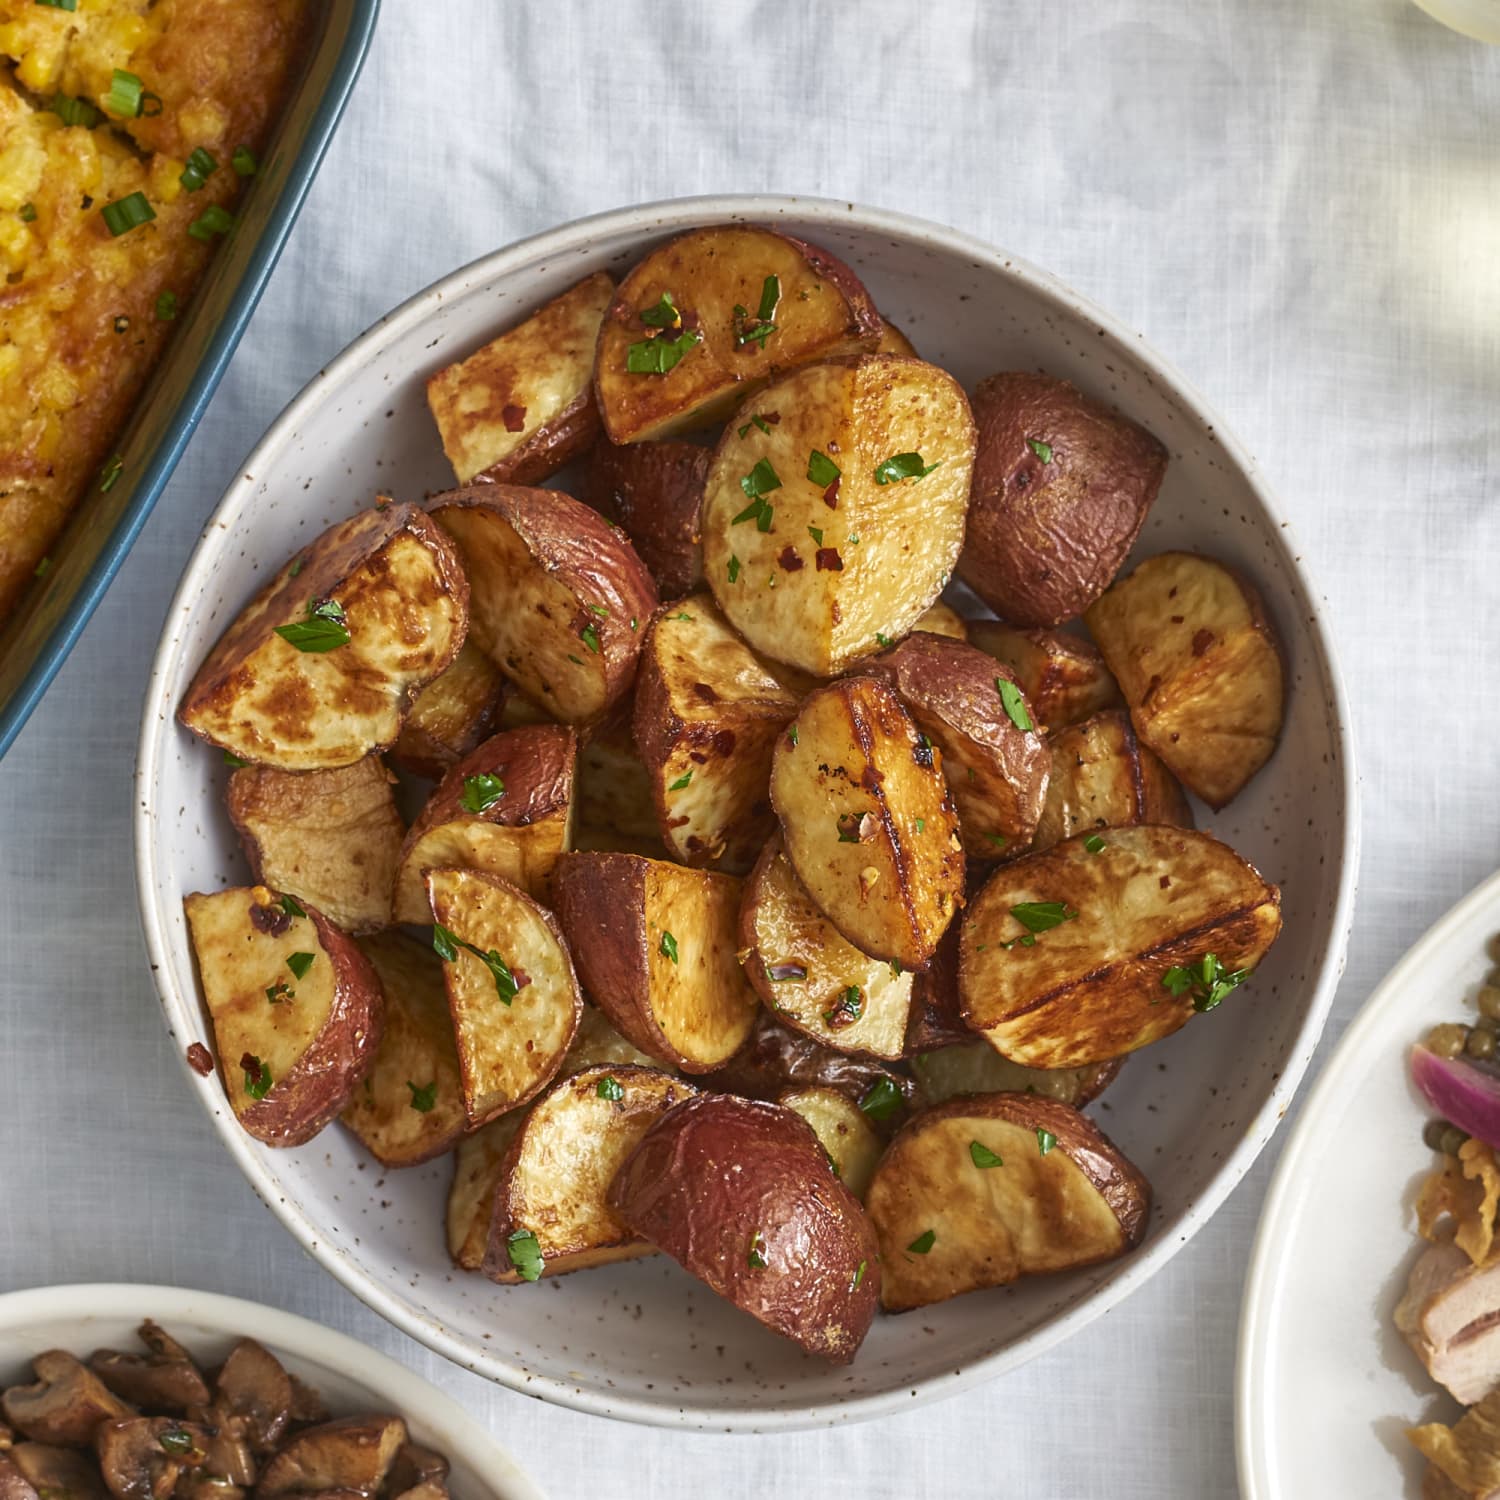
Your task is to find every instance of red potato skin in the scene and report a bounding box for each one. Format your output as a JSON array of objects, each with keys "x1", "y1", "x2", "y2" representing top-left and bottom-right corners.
[
  {"x1": 958, "y1": 373, "x2": 1168, "y2": 628},
  {"x1": 474, "y1": 391, "x2": 600, "y2": 487},
  {"x1": 607, "y1": 1094, "x2": 881, "y2": 1362},
  {"x1": 581, "y1": 439, "x2": 709, "y2": 600},
  {"x1": 402, "y1": 725, "x2": 576, "y2": 844},
  {"x1": 902, "y1": 920, "x2": 969, "y2": 1053},
  {"x1": 236, "y1": 906, "x2": 385, "y2": 1149}
]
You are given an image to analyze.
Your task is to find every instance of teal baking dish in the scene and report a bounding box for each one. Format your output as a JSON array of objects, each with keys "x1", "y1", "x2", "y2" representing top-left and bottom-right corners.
[{"x1": 0, "y1": 0, "x2": 380, "y2": 761}]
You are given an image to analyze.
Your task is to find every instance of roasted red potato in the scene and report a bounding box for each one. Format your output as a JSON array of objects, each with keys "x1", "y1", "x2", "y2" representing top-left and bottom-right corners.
[
  {"x1": 633, "y1": 595, "x2": 805, "y2": 872},
  {"x1": 581, "y1": 437, "x2": 709, "y2": 599},
  {"x1": 913, "y1": 600, "x2": 967, "y2": 642},
  {"x1": 1084, "y1": 550, "x2": 1286, "y2": 809},
  {"x1": 426, "y1": 270, "x2": 614, "y2": 486},
  {"x1": 182, "y1": 887, "x2": 384, "y2": 1148},
  {"x1": 910, "y1": 1040, "x2": 1123, "y2": 1111},
  {"x1": 594, "y1": 224, "x2": 881, "y2": 444},
  {"x1": 429, "y1": 485, "x2": 657, "y2": 725},
  {"x1": 392, "y1": 725, "x2": 576, "y2": 923},
  {"x1": 873, "y1": 315, "x2": 918, "y2": 359},
  {"x1": 339, "y1": 933, "x2": 467, "y2": 1168},
  {"x1": 227, "y1": 755, "x2": 405, "y2": 935},
  {"x1": 864, "y1": 632, "x2": 1050, "y2": 855},
  {"x1": 702, "y1": 353, "x2": 976, "y2": 677},
  {"x1": 551, "y1": 852, "x2": 760, "y2": 1073},
  {"x1": 609, "y1": 1094, "x2": 881, "y2": 1362},
  {"x1": 771, "y1": 676, "x2": 963, "y2": 970},
  {"x1": 445, "y1": 1113, "x2": 524, "y2": 1271},
  {"x1": 866, "y1": 1093, "x2": 1151, "y2": 1311},
  {"x1": 179, "y1": 504, "x2": 467, "y2": 771},
  {"x1": 426, "y1": 867, "x2": 582, "y2": 1127},
  {"x1": 574, "y1": 706, "x2": 662, "y2": 848},
  {"x1": 957, "y1": 372, "x2": 1167, "y2": 628},
  {"x1": 959, "y1": 825, "x2": 1283, "y2": 1068},
  {"x1": 388, "y1": 641, "x2": 509, "y2": 781},
  {"x1": 778, "y1": 1084, "x2": 883, "y2": 1199},
  {"x1": 481, "y1": 1064, "x2": 695, "y2": 1283},
  {"x1": 966, "y1": 618, "x2": 1122, "y2": 731}
]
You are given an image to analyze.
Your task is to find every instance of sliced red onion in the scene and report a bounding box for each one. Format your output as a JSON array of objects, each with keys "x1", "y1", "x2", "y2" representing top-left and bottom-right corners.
[
  {"x1": 764, "y1": 962, "x2": 808, "y2": 983},
  {"x1": 1412, "y1": 1044, "x2": 1500, "y2": 1150}
]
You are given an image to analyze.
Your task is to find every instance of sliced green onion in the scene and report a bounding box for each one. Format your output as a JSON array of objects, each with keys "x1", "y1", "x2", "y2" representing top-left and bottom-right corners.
[
  {"x1": 187, "y1": 205, "x2": 234, "y2": 242},
  {"x1": 35, "y1": 0, "x2": 80, "y2": 10},
  {"x1": 18, "y1": 202, "x2": 36, "y2": 223},
  {"x1": 100, "y1": 192, "x2": 155, "y2": 237},
  {"x1": 180, "y1": 147, "x2": 217, "y2": 191},
  {"x1": 105, "y1": 68, "x2": 145, "y2": 117},
  {"x1": 156, "y1": 290, "x2": 178, "y2": 321},
  {"x1": 98, "y1": 456, "x2": 124, "y2": 493},
  {"x1": 231, "y1": 145, "x2": 258, "y2": 177},
  {"x1": 51, "y1": 93, "x2": 99, "y2": 128}
]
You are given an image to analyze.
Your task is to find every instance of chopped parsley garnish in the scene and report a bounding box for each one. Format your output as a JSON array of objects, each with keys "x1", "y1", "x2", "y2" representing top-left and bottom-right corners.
[
  {"x1": 674, "y1": 611, "x2": 694, "y2": 621},
  {"x1": 461, "y1": 773, "x2": 506, "y2": 813},
  {"x1": 859, "y1": 1076, "x2": 902, "y2": 1122},
  {"x1": 734, "y1": 459, "x2": 782, "y2": 531},
  {"x1": 180, "y1": 148, "x2": 217, "y2": 191},
  {"x1": 286, "y1": 951, "x2": 315, "y2": 980},
  {"x1": 807, "y1": 526, "x2": 823, "y2": 545},
  {"x1": 597, "y1": 1076, "x2": 624, "y2": 1102},
  {"x1": 1161, "y1": 952, "x2": 1250, "y2": 1013},
  {"x1": 1027, "y1": 437, "x2": 1054, "y2": 464},
  {"x1": 850, "y1": 1259, "x2": 867, "y2": 1292},
  {"x1": 431, "y1": 923, "x2": 523, "y2": 1004},
  {"x1": 157, "y1": 1426, "x2": 195, "y2": 1456},
  {"x1": 156, "y1": 290, "x2": 178, "y2": 321},
  {"x1": 1036, "y1": 1127, "x2": 1057, "y2": 1155},
  {"x1": 280, "y1": 893, "x2": 306, "y2": 918},
  {"x1": 35, "y1": 0, "x2": 79, "y2": 10},
  {"x1": 659, "y1": 930, "x2": 679, "y2": 964},
  {"x1": 738, "y1": 412, "x2": 774, "y2": 438},
  {"x1": 890, "y1": 959, "x2": 903, "y2": 977},
  {"x1": 18, "y1": 202, "x2": 36, "y2": 222},
  {"x1": 969, "y1": 1141, "x2": 1003, "y2": 1169},
  {"x1": 1009, "y1": 901, "x2": 1078, "y2": 934},
  {"x1": 747, "y1": 1230, "x2": 768, "y2": 1269},
  {"x1": 506, "y1": 1229, "x2": 543, "y2": 1282},
  {"x1": 231, "y1": 145, "x2": 258, "y2": 177},
  {"x1": 875, "y1": 632, "x2": 892, "y2": 648},
  {"x1": 98, "y1": 455, "x2": 124, "y2": 492},
  {"x1": 823, "y1": 985, "x2": 863, "y2": 1029},
  {"x1": 906, "y1": 1229, "x2": 936, "y2": 1255},
  {"x1": 274, "y1": 597, "x2": 350, "y2": 653},
  {"x1": 984, "y1": 833, "x2": 1008, "y2": 850},
  {"x1": 668, "y1": 771, "x2": 693, "y2": 790},
  {"x1": 727, "y1": 554, "x2": 742, "y2": 583},
  {"x1": 806, "y1": 449, "x2": 840, "y2": 488},
  {"x1": 101, "y1": 191, "x2": 155, "y2": 237},
  {"x1": 787, "y1": 724, "x2": 798, "y2": 747},
  {"x1": 996, "y1": 677, "x2": 1033, "y2": 732},
  {"x1": 1084, "y1": 834, "x2": 1108, "y2": 854},
  {"x1": 222, "y1": 751, "x2": 248, "y2": 769},
  {"x1": 733, "y1": 275, "x2": 780, "y2": 347},
  {"x1": 241, "y1": 1054, "x2": 272, "y2": 1100},
  {"x1": 264, "y1": 981, "x2": 293, "y2": 1005},
  {"x1": 626, "y1": 329, "x2": 699, "y2": 374},
  {"x1": 407, "y1": 1080, "x2": 438, "y2": 1113},
  {"x1": 915, "y1": 817, "x2": 925, "y2": 833},
  {"x1": 873, "y1": 451, "x2": 939, "y2": 485},
  {"x1": 579, "y1": 623, "x2": 601, "y2": 654},
  {"x1": 638, "y1": 291, "x2": 682, "y2": 328},
  {"x1": 188, "y1": 204, "x2": 234, "y2": 242}
]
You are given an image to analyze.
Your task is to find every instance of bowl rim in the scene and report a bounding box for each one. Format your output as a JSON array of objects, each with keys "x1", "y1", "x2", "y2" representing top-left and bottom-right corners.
[
  {"x1": 134, "y1": 191, "x2": 1361, "y2": 1431},
  {"x1": 0, "y1": 1281, "x2": 545, "y2": 1499}
]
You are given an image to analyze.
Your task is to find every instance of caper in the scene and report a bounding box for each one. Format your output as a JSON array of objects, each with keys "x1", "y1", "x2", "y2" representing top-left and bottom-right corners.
[
  {"x1": 1467, "y1": 1027, "x2": 1497, "y2": 1060},
  {"x1": 1425, "y1": 1118, "x2": 1452, "y2": 1151},
  {"x1": 1442, "y1": 1126, "x2": 1471, "y2": 1156},
  {"x1": 1428, "y1": 1022, "x2": 1471, "y2": 1058}
]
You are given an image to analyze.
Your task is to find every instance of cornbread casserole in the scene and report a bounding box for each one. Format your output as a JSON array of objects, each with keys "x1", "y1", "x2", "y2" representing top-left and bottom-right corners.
[{"x1": 0, "y1": 0, "x2": 311, "y2": 624}]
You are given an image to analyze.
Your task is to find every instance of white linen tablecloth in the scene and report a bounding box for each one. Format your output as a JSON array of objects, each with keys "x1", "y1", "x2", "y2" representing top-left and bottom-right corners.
[{"x1": 3, "y1": 2, "x2": 1498, "y2": 1494}]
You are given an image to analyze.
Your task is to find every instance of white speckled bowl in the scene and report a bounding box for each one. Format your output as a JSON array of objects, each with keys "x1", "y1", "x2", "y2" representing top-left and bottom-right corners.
[
  {"x1": 0, "y1": 1284, "x2": 544, "y2": 1498},
  {"x1": 135, "y1": 195, "x2": 1358, "y2": 1430}
]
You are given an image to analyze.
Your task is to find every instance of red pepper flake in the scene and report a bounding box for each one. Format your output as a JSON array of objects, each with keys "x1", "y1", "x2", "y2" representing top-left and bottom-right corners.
[
  {"x1": 186, "y1": 1042, "x2": 214, "y2": 1076},
  {"x1": 777, "y1": 546, "x2": 804, "y2": 572},
  {"x1": 502, "y1": 403, "x2": 528, "y2": 432},
  {"x1": 1191, "y1": 628, "x2": 1215, "y2": 657},
  {"x1": 822, "y1": 476, "x2": 841, "y2": 509},
  {"x1": 815, "y1": 547, "x2": 843, "y2": 572},
  {"x1": 248, "y1": 902, "x2": 291, "y2": 937},
  {"x1": 512, "y1": 966, "x2": 533, "y2": 991}
]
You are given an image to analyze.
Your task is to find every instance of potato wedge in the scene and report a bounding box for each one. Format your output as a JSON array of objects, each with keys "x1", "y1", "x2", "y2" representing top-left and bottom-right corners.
[
  {"x1": 594, "y1": 225, "x2": 881, "y2": 445},
  {"x1": 564, "y1": 1005, "x2": 661, "y2": 1073},
  {"x1": 910, "y1": 1041, "x2": 1123, "y2": 1110},
  {"x1": 608, "y1": 1094, "x2": 880, "y2": 1362},
  {"x1": 874, "y1": 315, "x2": 918, "y2": 360},
  {"x1": 771, "y1": 676, "x2": 963, "y2": 970},
  {"x1": 392, "y1": 725, "x2": 576, "y2": 923},
  {"x1": 901, "y1": 917, "x2": 970, "y2": 1052},
  {"x1": 482, "y1": 1064, "x2": 695, "y2": 1283},
  {"x1": 182, "y1": 887, "x2": 383, "y2": 1148},
  {"x1": 551, "y1": 852, "x2": 759, "y2": 1072},
  {"x1": 866, "y1": 1093, "x2": 1150, "y2": 1311},
  {"x1": 581, "y1": 438, "x2": 709, "y2": 599},
  {"x1": 429, "y1": 485, "x2": 657, "y2": 725},
  {"x1": 863, "y1": 632, "x2": 1049, "y2": 854},
  {"x1": 426, "y1": 868, "x2": 582, "y2": 1127},
  {"x1": 227, "y1": 756, "x2": 404, "y2": 935},
  {"x1": 633, "y1": 595, "x2": 805, "y2": 872},
  {"x1": 914, "y1": 600, "x2": 966, "y2": 642},
  {"x1": 445, "y1": 1113, "x2": 524, "y2": 1271},
  {"x1": 180, "y1": 504, "x2": 467, "y2": 771},
  {"x1": 339, "y1": 933, "x2": 466, "y2": 1168},
  {"x1": 1032, "y1": 709, "x2": 1193, "y2": 853},
  {"x1": 1083, "y1": 551, "x2": 1286, "y2": 809},
  {"x1": 702, "y1": 353, "x2": 976, "y2": 676},
  {"x1": 959, "y1": 825, "x2": 1283, "y2": 1068},
  {"x1": 388, "y1": 641, "x2": 509, "y2": 781},
  {"x1": 778, "y1": 1085, "x2": 883, "y2": 1199},
  {"x1": 575, "y1": 705, "x2": 661, "y2": 845},
  {"x1": 957, "y1": 372, "x2": 1167, "y2": 628},
  {"x1": 739, "y1": 836, "x2": 913, "y2": 1060},
  {"x1": 966, "y1": 619, "x2": 1121, "y2": 731},
  {"x1": 426, "y1": 270, "x2": 613, "y2": 486}
]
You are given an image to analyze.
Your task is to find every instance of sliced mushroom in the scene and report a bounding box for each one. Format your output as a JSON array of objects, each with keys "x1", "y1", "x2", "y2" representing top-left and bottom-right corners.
[
  {"x1": 176, "y1": 1482, "x2": 245, "y2": 1500},
  {"x1": 212, "y1": 1344, "x2": 290, "y2": 1457},
  {"x1": 94, "y1": 1418, "x2": 208, "y2": 1500},
  {"x1": 90, "y1": 1324, "x2": 211, "y2": 1416},
  {"x1": 384, "y1": 1446, "x2": 448, "y2": 1493},
  {"x1": 390, "y1": 1484, "x2": 449, "y2": 1500},
  {"x1": 253, "y1": 1417, "x2": 405, "y2": 1496},
  {"x1": 11, "y1": 1442, "x2": 108, "y2": 1500},
  {"x1": 1396, "y1": 1237, "x2": 1500, "y2": 1404},
  {"x1": 283, "y1": 1382, "x2": 327, "y2": 1432},
  {"x1": 3, "y1": 1352, "x2": 135, "y2": 1446}
]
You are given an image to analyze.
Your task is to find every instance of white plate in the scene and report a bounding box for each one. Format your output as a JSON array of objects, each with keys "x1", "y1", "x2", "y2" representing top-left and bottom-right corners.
[
  {"x1": 0, "y1": 1282, "x2": 544, "y2": 1500},
  {"x1": 1237, "y1": 868, "x2": 1500, "y2": 1497},
  {"x1": 136, "y1": 194, "x2": 1358, "y2": 1430}
]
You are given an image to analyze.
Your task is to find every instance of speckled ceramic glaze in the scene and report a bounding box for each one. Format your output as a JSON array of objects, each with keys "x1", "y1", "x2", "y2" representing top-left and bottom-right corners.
[
  {"x1": 0, "y1": 1284, "x2": 544, "y2": 1499},
  {"x1": 135, "y1": 196, "x2": 1359, "y2": 1431}
]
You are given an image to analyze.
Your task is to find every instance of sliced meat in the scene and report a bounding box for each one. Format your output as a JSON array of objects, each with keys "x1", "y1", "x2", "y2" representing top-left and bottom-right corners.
[
  {"x1": 2, "y1": 1352, "x2": 134, "y2": 1446},
  {"x1": 1397, "y1": 1238, "x2": 1500, "y2": 1404}
]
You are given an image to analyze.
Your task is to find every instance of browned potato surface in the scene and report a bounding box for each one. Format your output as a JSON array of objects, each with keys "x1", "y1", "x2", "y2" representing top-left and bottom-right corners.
[
  {"x1": 864, "y1": 632, "x2": 1050, "y2": 854},
  {"x1": 426, "y1": 867, "x2": 581, "y2": 1127},
  {"x1": 446, "y1": 1114, "x2": 523, "y2": 1271},
  {"x1": 429, "y1": 485, "x2": 657, "y2": 725},
  {"x1": 183, "y1": 887, "x2": 383, "y2": 1148},
  {"x1": 594, "y1": 225, "x2": 881, "y2": 444},
  {"x1": 180, "y1": 505, "x2": 467, "y2": 771},
  {"x1": 633, "y1": 595, "x2": 804, "y2": 872},
  {"x1": 339, "y1": 933, "x2": 466, "y2": 1168},
  {"x1": 482, "y1": 1064, "x2": 694, "y2": 1283},
  {"x1": 427, "y1": 270, "x2": 613, "y2": 485},
  {"x1": 227, "y1": 756, "x2": 404, "y2": 935},
  {"x1": 1032, "y1": 709, "x2": 1192, "y2": 853},
  {"x1": 966, "y1": 618, "x2": 1121, "y2": 731},
  {"x1": 771, "y1": 676, "x2": 963, "y2": 970},
  {"x1": 574, "y1": 705, "x2": 661, "y2": 846},
  {"x1": 563, "y1": 1005, "x2": 662, "y2": 1072},
  {"x1": 866, "y1": 1093, "x2": 1150, "y2": 1311},
  {"x1": 739, "y1": 836, "x2": 913, "y2": 1059},
  {"x1": 958, "y1": 372, "x2": 1167, "y2": 628},
  {"x1": 608, "y1": 1094, "x2": 881, "y2": 1362},
  {"x1": 959, "y1": 826, "x2": 1282, "y2": 1068},
  {"x1": 581, "y1": 438, "x2": 708, "y2": 598},
  {"x1": 1084, "y1": 551, "x2": 1286, "y2": 809},
  {"x1": 388, "y1": 642, "x2": 509, "y2": 781},
  {"x1": 873, "y1": 315, "x2": 918, "y2": 359},
  {"x1": 910, "y1": 1040, "x2": 1123, "y2": 1111},
  {"x1": 552, "y1": 852, "x2": 759, "y2": 1072},
  {"x1": 702, "y1": 353, "x2": 976, "y2": 677},
  {"x1": 913, "y1": 600, "x2": 967, "y2": 641},
  {"x1": 393, "y1": 725, "x2": 575, "y2": 923},
  {"x1": 778, "y1": 1085, "x2": 883, "y2": 1199}
]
